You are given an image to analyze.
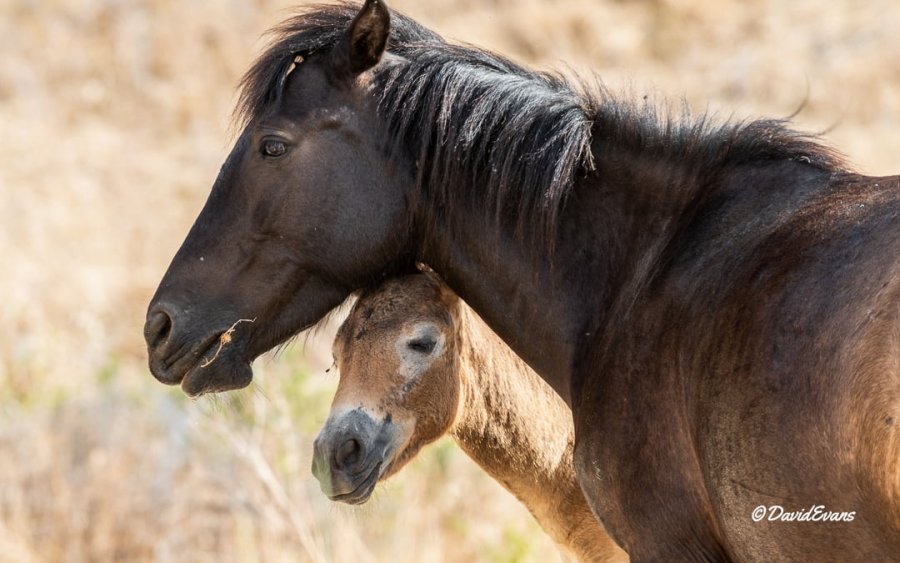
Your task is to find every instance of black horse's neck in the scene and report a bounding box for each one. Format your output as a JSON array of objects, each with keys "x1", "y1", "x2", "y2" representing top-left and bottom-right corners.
[
  {"x1": 377, "y1": 53, "x2": 688, "y2": 405},
  {"x1": 418, "y1": 208, "x2": 583, "y2": 405},
  {"x1": 377, "y1": 42, "x2": 844, "y2": 405},
  {"x1": 415, "y1": 136, "x2": 710, "y2": 407}
]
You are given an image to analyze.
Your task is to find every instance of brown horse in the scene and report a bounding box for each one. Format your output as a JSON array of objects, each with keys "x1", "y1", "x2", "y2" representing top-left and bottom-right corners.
[
  {"x1": 144, "y1": 1, "x2": 900, "y2": 560},
  {"x1": 312, "y1": 273, "x2": 628, "y2": 562}
]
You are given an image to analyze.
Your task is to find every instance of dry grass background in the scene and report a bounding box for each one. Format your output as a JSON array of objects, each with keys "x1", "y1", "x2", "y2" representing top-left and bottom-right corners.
[{"x1": 0, "y1": 0, "x2": 898, "y2": 561}]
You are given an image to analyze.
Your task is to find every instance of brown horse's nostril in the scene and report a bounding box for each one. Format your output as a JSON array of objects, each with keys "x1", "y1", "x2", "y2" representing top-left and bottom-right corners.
[
  {"x1": 334, "y1": 437, "x2": 362, "y2": 470},
  {"x1": 145, "y1": 308, "x2": 174, "y2": 350}
]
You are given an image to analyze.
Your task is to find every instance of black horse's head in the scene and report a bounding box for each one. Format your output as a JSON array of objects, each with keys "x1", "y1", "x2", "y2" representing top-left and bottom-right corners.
[{"x1": 145, "y1": 1, "x2": 413, "y2": 396}]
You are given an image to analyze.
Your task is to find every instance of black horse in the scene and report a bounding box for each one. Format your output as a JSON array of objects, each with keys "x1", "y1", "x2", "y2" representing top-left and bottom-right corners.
[{"x1": 145, "y1": 2, "x2": 900, "y2": 560}]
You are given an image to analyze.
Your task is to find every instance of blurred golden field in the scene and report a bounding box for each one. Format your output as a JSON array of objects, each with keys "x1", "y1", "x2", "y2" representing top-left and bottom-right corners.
[{"x1": 1, "y1": 0, "x2": 898, "y2": 561}]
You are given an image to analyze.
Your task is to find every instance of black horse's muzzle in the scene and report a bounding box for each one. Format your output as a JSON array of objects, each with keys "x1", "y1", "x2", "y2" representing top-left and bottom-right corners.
[{"x1": 144, "y1": 301, "x2": 252, "y2": 396}]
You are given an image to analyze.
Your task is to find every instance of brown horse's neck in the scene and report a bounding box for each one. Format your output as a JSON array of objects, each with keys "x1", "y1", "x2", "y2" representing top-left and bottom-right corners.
[{"x1": 450, "y1": 304, "x2": 627, "y2": 563}]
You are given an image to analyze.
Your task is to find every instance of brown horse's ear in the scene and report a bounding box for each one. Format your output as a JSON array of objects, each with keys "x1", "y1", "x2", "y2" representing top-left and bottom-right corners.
[
  {"x1": 436, "y1": 281, "x2": 459, "y2": 309},
  {"x1": 334, "y1": 0, "x2": 391, "y2": 75},
  {"x1": 417, "y1": 265, "x2": 459, "y2": 307}
]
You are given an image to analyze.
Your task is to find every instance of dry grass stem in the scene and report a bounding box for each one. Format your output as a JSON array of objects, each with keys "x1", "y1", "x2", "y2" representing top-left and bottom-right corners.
[{"x1": 201, "y1": 318, "x2": 256, "y2": 368}]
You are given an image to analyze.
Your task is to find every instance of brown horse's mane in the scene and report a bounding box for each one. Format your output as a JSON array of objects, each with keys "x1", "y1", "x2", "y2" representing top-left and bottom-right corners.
[{"x1": 236, "y1": 1, "x2": 847, "y2": 243}]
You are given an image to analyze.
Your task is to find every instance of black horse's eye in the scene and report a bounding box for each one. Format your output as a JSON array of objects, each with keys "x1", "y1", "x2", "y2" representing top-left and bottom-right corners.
[
  {"x1": 261, "y1": 139, "x2": 287, "y2": 158},
  {"x1": 407, "y1": 338, "x2": 436, "y2": 354}
]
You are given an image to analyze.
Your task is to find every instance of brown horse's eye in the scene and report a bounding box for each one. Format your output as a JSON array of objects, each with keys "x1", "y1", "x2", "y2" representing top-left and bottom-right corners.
[
  {"x1": 407, "y1": 338, "x2": 436, "y2": 354},
  {"x1": 261, "y1": 139, "x2": 287, "y2": 158}
]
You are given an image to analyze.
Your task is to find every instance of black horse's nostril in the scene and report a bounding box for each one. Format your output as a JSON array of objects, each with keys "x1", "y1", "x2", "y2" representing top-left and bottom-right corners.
[
  {"x1": 334, "y1": 437, "x2": 362, "y2": 470},
  {"x1": 144, "y1": 308, "x2": 174, "y2": 350}
]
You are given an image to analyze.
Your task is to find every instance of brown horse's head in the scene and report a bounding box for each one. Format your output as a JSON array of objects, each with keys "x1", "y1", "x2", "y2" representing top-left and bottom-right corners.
[
  {"x1": 312, "y1": 273, "x2": 462, "y2": 504},
  {"x1": 144, "y1": 1, "x2": 418, "y2": 396}
]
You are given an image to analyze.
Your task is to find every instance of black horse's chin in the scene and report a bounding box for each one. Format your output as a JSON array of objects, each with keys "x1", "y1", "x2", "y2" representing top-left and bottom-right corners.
[
  {"x1": 180, "y1": 350, "x2": 253, "y2": 397},
  {"x1": 176, "y1": 316, "x2": 306, "y2": 397}
]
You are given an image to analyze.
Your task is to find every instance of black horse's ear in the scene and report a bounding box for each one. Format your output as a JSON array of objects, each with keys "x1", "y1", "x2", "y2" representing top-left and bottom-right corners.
[{"x1": 335, "y1": 0, "x2": 391, "y2": 75}]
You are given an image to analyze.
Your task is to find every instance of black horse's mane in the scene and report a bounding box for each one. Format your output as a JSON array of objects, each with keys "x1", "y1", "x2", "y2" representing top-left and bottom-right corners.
[{"x1": 237, "y1": 2, "x2": 846, "y2": 241}]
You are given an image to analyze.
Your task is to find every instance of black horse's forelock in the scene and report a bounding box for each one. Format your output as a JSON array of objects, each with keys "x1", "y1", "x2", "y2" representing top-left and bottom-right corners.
[
  {"x1": 235, "y1": 2, "x2": 441, "y2": 129},
  {"x1": 236, "y1": 2, "x2": 847, "y2": 246}
]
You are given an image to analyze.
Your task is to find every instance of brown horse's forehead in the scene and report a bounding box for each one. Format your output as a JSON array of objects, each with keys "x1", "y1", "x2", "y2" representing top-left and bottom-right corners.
[
  {"x1": 336, "y1": 278, "x2": 453, "y2": 354},
  {"x1": 371, "y1": 275, "x2": 438, "y2": 308},
  {"x1": 345, "y1": 303, "x2": 447, "y2": 344}
]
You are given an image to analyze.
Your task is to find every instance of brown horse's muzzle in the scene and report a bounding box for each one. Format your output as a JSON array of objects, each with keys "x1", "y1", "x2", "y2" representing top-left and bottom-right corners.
[{"x1": 312, "y1": 408, "x2": 400, "y2": 505}]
